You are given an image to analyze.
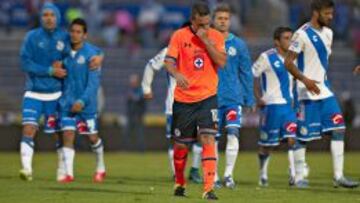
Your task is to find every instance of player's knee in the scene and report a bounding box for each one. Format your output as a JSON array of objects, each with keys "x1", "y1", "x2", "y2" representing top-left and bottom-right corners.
[
  {"x1": 22, "y1": 125, "x2": 37, "y2": 137},
  {"x1": 174, "y1": 142, "x2": 187, "y2": 149},
  {"x1": 200, "y1": 134, "x2": 215, "y2": 145},
  {"x1": 226, "y1": 134, "x2": 239, "y2": 151},
  {"x1": 331, "y1": 130, "x2": 345, "y2": 141},
  {"x1": 192, "y1": 142, "x2": 202, "y2": 153},
  {"x1": 227, "y1": 127, "x2": 239, "y2": 138},
  {"x1": 292, "y1": 140, "x2": 307, "y2": 150},
  {"x1": 259, "y1": 146, "x2": 270, "y2": 155},
  {"x1": 288, "y1": 137, "x2": 296, "y2": 147},
  {"x1": 62, "y1": 131, "x2": 75, "y2": 147},
  {"x1": 88, "y1": 134, "x2": 99, "y2": 144}
]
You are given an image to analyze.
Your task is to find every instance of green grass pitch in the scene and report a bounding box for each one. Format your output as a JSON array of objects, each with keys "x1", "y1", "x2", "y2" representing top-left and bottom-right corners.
[{"x1": 0, "y1": 152, "x2": 359, "y2": 203}]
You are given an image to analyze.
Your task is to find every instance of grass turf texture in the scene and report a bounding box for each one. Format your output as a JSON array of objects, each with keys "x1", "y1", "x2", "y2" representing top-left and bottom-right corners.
[{"x1": 0, "y1": 152, "x2": 359, "y2": 203}]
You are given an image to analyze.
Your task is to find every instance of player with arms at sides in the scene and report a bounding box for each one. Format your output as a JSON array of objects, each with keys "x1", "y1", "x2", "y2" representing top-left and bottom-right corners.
[
  {"x1": 58, "y1": 18, "x2": 105, "y2": 183},
  {"x1": 284, "y1": 0, "x2": 359, "y2": 188},
  {"x1": 141, "y1": 44, "x2": 203, "y2": 184},
  {"x1": 253, "y1": 27, "x2": 298, "y2": 187},
  {"x1": 211, "y1": 3, "x2": 254, "y2": 189},
  {"x1": 164, "y1": 2, "x2": 226, "y2": 200}
]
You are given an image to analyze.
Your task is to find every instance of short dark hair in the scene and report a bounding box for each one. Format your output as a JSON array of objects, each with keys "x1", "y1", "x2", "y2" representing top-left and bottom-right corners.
[
  {"x1": 214, "y1": 3, "x2": 232, "y2": 15},
  {"x1": 311, "y1": 0, "x2": 335, "y2": 12},
  {"x1": 70, "y1": 18, "x2": 87, "y2": 33},
  {"x1": 273, "y1": 26, "x2": 293, "y2": 40},
  {"x1": 191, "y1": 2, "x2": 210, "y2": 19}
]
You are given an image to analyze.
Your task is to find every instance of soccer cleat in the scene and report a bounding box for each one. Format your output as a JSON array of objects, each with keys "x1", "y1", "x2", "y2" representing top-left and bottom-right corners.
[
  {"x1": 333, "y1": 177, "x2": 359, "y2": 189},
  {"x1": 188, "y1": 167, "x2": 202, "y2": 184},
  {"x1": 19, "y1": 169, "x2": 33, "y2": 181},
  {"x1": 294, "y1": 179, "x2": 309, "y2": 188},
  {"x1": 258, "y1": 177, "x2": 268, "y2": 187},
  {"x1": 174, "y1": 185, "x2": 186, "y2": 197},
  {"x1": 93, "y1": 171, "x2": 106, "y2": 183},
  {"x1": 288, "y1": 175, "x2": 295, "y2": 186},
  {"x1": 202, "y1": 190, "x2": 218, "y2": 200},
  {"x1": 214, "y1": 180, "x2": 222, "y2": 189},
  {"x1": 58, "y1": 175, "x2": 74, "y2": 183},
  {"x1": 224, "y1": 176, "x2": 236, "y2": 189}
]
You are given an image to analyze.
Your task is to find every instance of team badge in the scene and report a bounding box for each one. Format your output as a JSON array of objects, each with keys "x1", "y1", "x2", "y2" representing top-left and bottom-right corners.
[
  {"x1": 194, "y1": 57, "x2": 204, "y2": 69},
  {"x1": 38, "y1": 41, "x2": 44, "y2": 48},
  {"x1": 300, "y1": 126, "x2": 308, "y2": 136},
  {"x1": 77, "y1": 55, "x2": 85, "y2": 64},
  {"x1": 56, "y1": 40, "x2": 65, "y2": 51},
  {"x1": 228, "y1": 46, "x2": 237, "y2": 56},
  {"x1": 260, "y1": 131, "x2": 268, "y2": 141},
  {"x1": 174, "y1": 128, "x2": 181, "y2": 137},
  {"x1": 274, "y1": 60, "x2": 281, "y2": 68}
]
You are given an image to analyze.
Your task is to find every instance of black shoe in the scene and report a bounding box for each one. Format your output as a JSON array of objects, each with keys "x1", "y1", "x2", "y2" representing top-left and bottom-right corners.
[
  {"x1": 202, "y1": 190, "x2": 218, "y2": 200},
  {"x1": 174, "y1": 185, "x2": 186, "y2": 197}
]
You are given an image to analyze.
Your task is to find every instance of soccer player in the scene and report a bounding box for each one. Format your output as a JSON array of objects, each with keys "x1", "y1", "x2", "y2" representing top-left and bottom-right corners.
[
  {"x1": 19, "y1": 3, "x2": 68, "y2": 181},
  {"x1": 58, "y1": 18, "x2": 105, "y2": 183},
  {"x1": 284, "y1": 0, "x2": 359, "y2": 188},
  {"x1": 164, "y1": 2, "x2": 226, "y2": 200},
  {"x1": 253, "y1": 27, "x2": 297, "y2": 187},
  {"x1": 141, "y1": 47, "x2": 203, "y2": 184},
  {"x1": 212, "y1": 4, "x2": 254, "y2": 189}
]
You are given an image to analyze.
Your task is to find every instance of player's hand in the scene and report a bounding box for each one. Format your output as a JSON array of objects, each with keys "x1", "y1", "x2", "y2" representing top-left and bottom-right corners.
[
  {"x1": 353, "y1": 65, "x2": 360, "y2": 75},
  {"x1": 71, "y1": 102, "x2": 83, "y2": 113},
  {"x1": 52, "y1": 66, "x2": 67, "y2": 78},
  {"x1": 196, "y1": 28, "x2": 211, "y2": 44},
  {"x1": 52, "y1": 61, "x2": 63, "y2": 69},
  {"x1": 302, "y1": 77, "x2": 320, "y2": 95},
  {"x1": 143, "y1": 92, "x2": 153, "y2": 99},
  {"x1": 256, "y1": 99, "x2": 266, "y2": 109},
  {"x1": 89, "y1": 55, "x2": 103, "y2": 70},
  {"x1": 243, "y1": 106, "x2": 257, "y2": 113},
  {"x1": 174, "y1": 72, "x2": 189, "y2": 89}
]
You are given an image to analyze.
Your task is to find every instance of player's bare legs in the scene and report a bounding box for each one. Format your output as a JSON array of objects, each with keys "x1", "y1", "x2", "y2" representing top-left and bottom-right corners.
[
  {"x1": 19, "y1": 125, "x2": 37, "y2": 181},
  {"x1": 87, "y1": 134, "x2": 106, "y2": 182}
]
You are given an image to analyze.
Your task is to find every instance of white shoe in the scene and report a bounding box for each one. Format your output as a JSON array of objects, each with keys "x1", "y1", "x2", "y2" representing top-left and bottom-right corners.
[{"x1": 19, "y1": 169, "x2": 33, "y2": 181}]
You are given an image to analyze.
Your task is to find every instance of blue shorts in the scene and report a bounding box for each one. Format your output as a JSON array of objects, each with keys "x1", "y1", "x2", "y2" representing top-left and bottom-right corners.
[
  {"x1": 297, "y1": 96, "x2": 345, "y2": 142},
  {"x1": 60, "y1": 112, "x2": 98, "y2": 135},
  {"x1": 216, "y1": 105, "x2": 242, "y2": 138},
  {"x1": 166, "y1": 114, "x2": 172, "y2": 139},
  {"x1": 22, "y1": 97, "x2": 60, "y2": 134},
  {"x1": 258, "y1": 104, "x2": 297, "y2": 147}
]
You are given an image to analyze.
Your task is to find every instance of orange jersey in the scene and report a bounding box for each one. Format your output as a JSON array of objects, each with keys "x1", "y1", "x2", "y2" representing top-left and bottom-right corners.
[{"x1": 166, "y1": 26, "x2": 225, "y2": 103}]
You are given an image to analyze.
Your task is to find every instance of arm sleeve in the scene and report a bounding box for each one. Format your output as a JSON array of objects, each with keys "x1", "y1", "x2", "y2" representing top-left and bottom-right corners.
[
  {"x1": 79, "y1": 69, "x2": 101, "y2": 106},
  {"x1": 288, "y1": 31, "x2": 305, "y2": 54},
  {"x1": 20, "y1": 33, "x2": 52, "y2": 76},
  {"x1": 238, "y1": 41, "x2": 255, "y2": 107},
  {"x1": 252, "y1": 54, "x2": 268, "y2": 78},
  {"x1": 141, "y1": 48, "x2": 167, "y2": 94},
  {"x1": 214, "y1": 32, "x2": 226, "y2": 54}
]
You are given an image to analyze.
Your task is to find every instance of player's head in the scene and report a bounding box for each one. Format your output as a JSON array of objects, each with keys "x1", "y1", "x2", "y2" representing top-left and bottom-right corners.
[
  {"x1": 41, "y1": 2, "x2": 61, "y2": 31},
  {"x1": 311, "y1": 0, "x2": 334, "y2": 27},
  {"x1": 213, "y1": 3, "x2": 231, "y2": 33},
  {"x1": 190, "y1": 2, "x2": 211, "y2": 32},
  {"x1": 273, "y1": 27, "x2": 293, "y2": 52},
  {"x1": 69, "y1": 18, "x2": 88, "y2": 45}
]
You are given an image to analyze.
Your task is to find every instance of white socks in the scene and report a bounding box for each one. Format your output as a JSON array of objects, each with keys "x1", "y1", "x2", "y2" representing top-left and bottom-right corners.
[
  {"x1": 168, "y1": 147, "x2": 175, "y2": 175},
  {"x1": 63, "y1": 147, "x2": 75, "y2": 177},
  {"x1": 191, "y1": 143, "x2": 202, "y2": 169},
  {"x1": 56, "y1": 147, "x2": 65, "y2": 180},
  {"x1": 224, "y1": 135, "x2": 239, "y2": 177},
  {"x1": 288, "y1": 149, "x2": 296, "y2": 178},
  {"x1": 20, "y1": 137, "x2": 34, "y2": 174},
  {"x1": 91, "y1": 139, "x2": 105, "y2": 173},
  {"x1": 294, "y1": 147, "x2": 306, "y2": 182},
  {"x1": 331, "y1": 140, "x2": 344, "y2": 180}
]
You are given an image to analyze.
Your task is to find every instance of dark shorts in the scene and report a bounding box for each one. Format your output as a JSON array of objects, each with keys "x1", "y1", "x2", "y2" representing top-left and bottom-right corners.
[{"x1": 171, "y1": 95, "x2": 218, "y2": 144}]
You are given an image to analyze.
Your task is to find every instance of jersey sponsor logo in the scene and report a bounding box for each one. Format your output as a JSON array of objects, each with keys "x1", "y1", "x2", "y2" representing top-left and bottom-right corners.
[
  {"x1": 184, "y1": 42, "x2": 192, "y2": 48},
  {"x1": 38, "y1": 41, "x2": 45, "y2": 48},
  {"x1": 56, "y1": 40, "x2": 65, "y2": 51},
  {"x1": 285, "y1": 122, "x2": 297, "y2": 133},
  {"x1": 226, "y1": 110, "x2": 237, "y2": 121},
  {"x1": 331, "y1": 114, "x2": 344, "y2": 125},
  {"x1": 228, "y1": 46, "x2": 237, "y2": 56},
  {"x1": 77, "y1": 55, "x2": 86, "y2": 64}
]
